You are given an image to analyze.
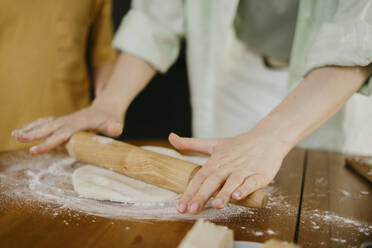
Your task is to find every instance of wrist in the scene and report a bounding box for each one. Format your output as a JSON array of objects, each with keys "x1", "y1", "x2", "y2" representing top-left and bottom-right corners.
[
  {"x1": 246, "y1": 116, "x2": 297, "y2": 157},
  {"x1": 92, "y1": 94, "x2": 129, "y2": 121}
]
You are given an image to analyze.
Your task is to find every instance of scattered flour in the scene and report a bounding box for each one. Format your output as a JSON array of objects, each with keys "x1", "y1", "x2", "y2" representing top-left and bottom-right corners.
[
  {"x1": 339, "y1": 189, "x2": 351, "y2": 197},
  {"x1": 0, "y1": 148, "x2": 263, "y2": 221},
  {"x1": 2, "y1": 147, "x2": 369, "y2": 245},
  {"x1": 302, "y1": 208, "x2": 372, "y2": 240},
  {"x1": 330, "y1": 237, "x2": 346, "y2": 244},
  {"x1": 353, "y1": 157, "x2": 372, "y2": 175},
  {"x1": 297, "y1": 208, "x2": 372, "y2": 248},
  {"x1": 252, "y1": 231, "x2": 264, "y2": 236}
]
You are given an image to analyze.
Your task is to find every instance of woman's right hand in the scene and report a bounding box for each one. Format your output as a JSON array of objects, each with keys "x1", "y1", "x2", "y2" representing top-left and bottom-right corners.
[{"x1": 12, "y1": 101, "x2": 124, "y2": 154}]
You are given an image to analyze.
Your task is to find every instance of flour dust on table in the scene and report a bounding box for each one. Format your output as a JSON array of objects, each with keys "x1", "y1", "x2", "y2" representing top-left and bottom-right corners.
[
  {"x1": 1, "y1": 147, "x2": 371, "y2": 241},
  {"x1": 0, "y1": 146, "x2": 248, "y2": 220}
]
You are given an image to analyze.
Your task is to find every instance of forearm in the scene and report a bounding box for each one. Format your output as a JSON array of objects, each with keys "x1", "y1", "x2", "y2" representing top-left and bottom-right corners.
[
  {"x1": 250, "y1": 65, "x2": 372, "y2": 152},
  {"x1": 12, "y1": 53, "x2": 156, "y2": 153},
  {"x1": 168, "y1": 65, "x2": 371, "y2": 214},
  {"x1": 94, "y1": 60, "x2": 116, "y2": 96},
  {"x1": 93, "y1": 52, "x2": 157, "y2": 118}
]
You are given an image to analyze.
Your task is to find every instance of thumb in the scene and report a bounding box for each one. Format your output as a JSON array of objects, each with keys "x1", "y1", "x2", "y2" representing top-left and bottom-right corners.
[
  {"x1": 99, "y1": 120, "x2": 124, "y2": 138},
  {"x1": 168, "y1": 133, "x2": 221, "y2": 155}
]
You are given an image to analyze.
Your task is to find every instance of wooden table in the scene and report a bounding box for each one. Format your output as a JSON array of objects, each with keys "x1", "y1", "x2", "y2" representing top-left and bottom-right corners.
[
  {"x1": 0, "y1": 141, "x2": 370, "y2": 248},
  {"x1": 297, "y1": 151, "x2": 372, "y2": 248}
]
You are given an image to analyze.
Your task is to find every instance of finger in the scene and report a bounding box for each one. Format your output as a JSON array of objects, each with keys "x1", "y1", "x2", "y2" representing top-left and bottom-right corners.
[
  {"x1": 97, "y1": 120, "x2": 123, "y2": 137},
  {"x1": 187, "y1": 171, "x2": 230, "y2": 214},
  {"x1": 177, "y1": 167, "x2": 211, "y2": 213},
  {"x1": 168, "y1": 133, "x2": 220, "y2": 155},
  {"x1": 12, "y1": 117, "x2": 54, "y2": 136},
  {"x1": 29, "y1": 129, "x2": 71, "y2": 154},
  {"x1": 232, "y1": 174, "x2": 267, "y2": 201},
  {"x1": 212, "y1": 172, "x2": 248, "y2": 209},
  {"x1": 15, "y1": 119, "x2": 63, "y2": 143}
]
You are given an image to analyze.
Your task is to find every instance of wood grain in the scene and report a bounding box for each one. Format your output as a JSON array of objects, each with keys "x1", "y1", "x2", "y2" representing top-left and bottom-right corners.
[
  {"x1": 0, "y1": 141, "x2": 306, "y2": 247},
  {"x1": 297, "y1": 150, "x2": 372, "y2": 248}
]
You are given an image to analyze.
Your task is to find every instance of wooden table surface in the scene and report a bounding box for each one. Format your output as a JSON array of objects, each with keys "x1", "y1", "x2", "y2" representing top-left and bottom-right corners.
[
  {"x1": 298, "y1": 151, "x2": 372, "y2": 248},
  {"x1": 0, "y1": 140, "x2": 370, "y2": 248}
]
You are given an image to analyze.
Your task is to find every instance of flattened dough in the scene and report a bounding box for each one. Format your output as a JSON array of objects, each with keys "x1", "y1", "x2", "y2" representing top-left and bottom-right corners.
[{"x1": 72, "y1": 146, "x2": 207, "y2": 203}]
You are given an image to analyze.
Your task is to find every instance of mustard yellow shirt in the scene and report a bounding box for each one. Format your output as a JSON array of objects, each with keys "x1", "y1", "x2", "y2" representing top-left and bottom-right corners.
[{"x1": 0, "y1": 0, "x2": 117, "y2": 151}]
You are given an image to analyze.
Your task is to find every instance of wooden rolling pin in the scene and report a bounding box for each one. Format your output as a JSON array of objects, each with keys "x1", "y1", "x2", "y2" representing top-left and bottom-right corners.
[{"x1": 66, "y1": 132, "x2": 268, "y2": 208}]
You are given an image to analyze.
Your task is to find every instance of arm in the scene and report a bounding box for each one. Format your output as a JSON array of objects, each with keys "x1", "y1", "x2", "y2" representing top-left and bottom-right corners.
[
  {"x1": 170, "y1": 65, "x2": 372, "y2": 214},
  {"x1": 90, "y1": 0, "x2": 117, "y2": 97},
  {"x1": 253, "y1": 65, "x2": 372, "y2": 148},
  {"x1": 94, "y1": 60, "x2": 115, "y2": 96},
  {"x1": 13, "y1": 52, "x2": 156, "y2": 154},
  {"x1": 93, "y1": 51, "x2": 156, "y2": 118},
  {"x1": 13, "y1": 0, "x2": 185, "y2": 153}
]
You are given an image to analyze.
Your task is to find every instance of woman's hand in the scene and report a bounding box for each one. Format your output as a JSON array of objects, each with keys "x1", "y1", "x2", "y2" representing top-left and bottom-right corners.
[
  {"x1": 169, "y1": 132, "x2": 291, "y2": 215},
  {"x1": 12, "y1": 100, "x2": 124, "y2": 154},
  {"x1": 169, "y1": 65, "x2": 372, "y2": 215},
  {"x1": 12, "y1": 52, "x2": 157, "y2": 155}
]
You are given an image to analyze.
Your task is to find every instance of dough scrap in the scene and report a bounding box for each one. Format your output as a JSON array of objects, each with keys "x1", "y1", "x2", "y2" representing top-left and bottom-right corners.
[
  {"x1": 260, "y1": 240, "x2": 300, "y2": 248},
  {"x1": 72, "y1": 146, "x2": 207, "y2": 203},
  {"x1": 178, "y1": 219, "x2": 233, "y2": 248}
]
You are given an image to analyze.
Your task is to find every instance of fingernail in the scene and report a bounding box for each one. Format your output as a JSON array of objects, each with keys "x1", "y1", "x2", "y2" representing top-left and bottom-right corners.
[
  {"x1": 177, "y1": 202, "x2": 187, "y2": 212},
  {"x1": 189, "y1": 202, "x2": 200, "y2": 213},
  {"x1": 171, "y1": 132, "x2": 179, "y2": 138},
  {"x1": 12, "y1": 130, "x2": 20, "y2": 136},
  {"x1": 29, "y1": 146, "x2": 37, "y2": 153},
  {"x1": 213, "y1": 198, "x2": 224, "y2": 207},
  {"x1": 233, "y1": 192, "x2": 241, "y2": 200}
]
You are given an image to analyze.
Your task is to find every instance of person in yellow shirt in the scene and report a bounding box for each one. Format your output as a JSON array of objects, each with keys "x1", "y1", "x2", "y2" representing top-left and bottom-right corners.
[{"x1": 0, "y1": 0, "x2": 117, "y2": 151}]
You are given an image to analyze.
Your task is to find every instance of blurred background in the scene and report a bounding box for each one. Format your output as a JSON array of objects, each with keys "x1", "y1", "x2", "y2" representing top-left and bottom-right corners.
[{"x1": 111, "y1": 1, "x2": 191, "y2": 140}]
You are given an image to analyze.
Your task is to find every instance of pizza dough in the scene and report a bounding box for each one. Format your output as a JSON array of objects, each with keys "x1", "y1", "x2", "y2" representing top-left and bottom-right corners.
[
  {"x1": 72, "y1": 146, "x2": 207, "y2": 203},
  {"x1": 72, "y1": 165, "x2": 179, "y2": 203}
]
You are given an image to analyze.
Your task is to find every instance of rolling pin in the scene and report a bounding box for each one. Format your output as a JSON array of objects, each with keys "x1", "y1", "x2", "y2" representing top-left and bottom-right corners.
[{"x1": 66, "y1": 132, "x2": 268, "y2": 208}]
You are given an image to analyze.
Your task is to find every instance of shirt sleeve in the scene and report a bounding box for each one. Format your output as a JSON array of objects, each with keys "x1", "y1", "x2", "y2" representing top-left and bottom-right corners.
[
  {"x1": 112, "y1": 0, "x2": 184, "y2": 73},
  {"x1": 304, "y1": 0, "x2": 372, "y2": 95},
  {"x1": 90, "y1": 0, "x2": 117, "y2": 69}
]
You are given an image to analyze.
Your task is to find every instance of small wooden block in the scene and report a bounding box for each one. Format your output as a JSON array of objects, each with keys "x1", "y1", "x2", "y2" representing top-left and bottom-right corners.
[
  {"x1": 178, "y1": 219, "x2": 233, "y2": 248},
  {"x1": 345, "y1": 157, "x2": 372, "y2": 184},
  {"x1": 260, "y1": 239, "x2": 300, "y2": 248}
]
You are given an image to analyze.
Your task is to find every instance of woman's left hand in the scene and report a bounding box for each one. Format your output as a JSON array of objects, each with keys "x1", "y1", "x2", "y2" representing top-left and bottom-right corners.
[{"x1": 168, "y1": 132, "x2": 291, "y2": 214}]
